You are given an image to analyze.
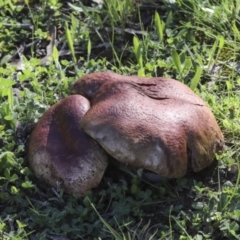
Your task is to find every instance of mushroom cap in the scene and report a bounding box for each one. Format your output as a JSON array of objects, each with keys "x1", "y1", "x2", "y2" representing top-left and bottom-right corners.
[
  {"x1": 71, "y1": 72, "x2": 224, "y2": 178},
  {"x1": 28, "y1": 95, "x2": 108, "y2": 197}
]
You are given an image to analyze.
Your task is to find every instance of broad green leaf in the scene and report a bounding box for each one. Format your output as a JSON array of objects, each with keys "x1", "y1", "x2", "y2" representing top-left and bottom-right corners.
[
  {"x1": 9, "y1": 173, "x2": 18, "y2": 182},
  {"x1": 194, "y1": 234, "x2": 203, "y2": 240},
  {"x1": 1, "y1": 88, "x2": 9, "y2": 97},
  {"x1": 21, "y1": 181, "x2": 34, "y2": 188},
  {"x1": 0, "y1": 55, "x2": 12, "y2": 65},
  {"x1": 0, "y1": 79, "x2": 15, "y2": 88},
  {"x1": 4, "y1": 169, "x2": 18, "y2": 182},
  {"x1": 0, "y1": 151, "x2": 16, "y2": 167},
  {"x1": 4, "y1": 115, "x2": 13, "y2": 121},
  {"x1": 0, "y1": 222, "x2": 6, "y2": 231},
  {"x1": 4, "y1": 168, "x2": 10, "y2": 179},
  {"x1": 11, "y1": 186, "x2": 18, "y2": 194},
  {"x1": 229, "y1": 221, "x2": 239, "y2": 231},
  {"x1": 138, "y1": 68, "x2": 145, "y2": 77}
]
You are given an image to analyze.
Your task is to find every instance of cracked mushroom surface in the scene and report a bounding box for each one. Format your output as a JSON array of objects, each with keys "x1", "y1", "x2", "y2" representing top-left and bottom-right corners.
[
  {"x1": 28, "y1": 95, "x2": 108, "y2": 197},
  {"x1": 71, "y1": 72, "x2": 224, "y2": 178}
]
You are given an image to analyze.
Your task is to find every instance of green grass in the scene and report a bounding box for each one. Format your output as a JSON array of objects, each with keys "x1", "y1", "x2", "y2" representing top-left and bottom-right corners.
[{"x1": 0, "y1": 0, "x2": 240, "y2": 239}]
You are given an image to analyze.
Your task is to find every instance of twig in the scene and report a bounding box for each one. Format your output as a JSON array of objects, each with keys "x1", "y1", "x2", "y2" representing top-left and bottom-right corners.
[{"x1": 3, "y1": 23, "x2": 33, "y2": 30}]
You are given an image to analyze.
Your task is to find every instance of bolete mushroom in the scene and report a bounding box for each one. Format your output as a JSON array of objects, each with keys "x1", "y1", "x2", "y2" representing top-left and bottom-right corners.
[
  {"x1": 28, "y1": 95, "x2": 108, "y2": 197},
  {"x1": 71, "y1": 72, "x2": 224, "y2": 178}
]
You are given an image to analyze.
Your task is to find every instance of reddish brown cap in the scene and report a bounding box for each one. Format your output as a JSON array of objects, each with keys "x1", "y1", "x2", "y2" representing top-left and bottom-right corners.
[
  {"x1": 71, "y1": 72, "x2": 224, "y2": 178},
  {"x1": 28, "y1": 95, "x2": 108, "y2": 197}
]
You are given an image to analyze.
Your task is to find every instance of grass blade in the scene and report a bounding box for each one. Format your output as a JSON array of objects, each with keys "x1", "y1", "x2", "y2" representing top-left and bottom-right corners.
[
  {"x1": 7, "y1": 87, "x2": 13, "y2": 110},
  {"x1": 65, "y1": 24, "x2": 77, "y2": 63},
  {"x1": 172, "y1": 49, "x2": 182, "y2": 74},
  {"x1": 133, "y1": 36, "x2": 143, "y2": 69},
  {"x1": 88, "y1": 198, "x2": 122, "y2": 240},
  {"x1": 87, "y1": 38, "x2": 91, "y2": 62},
  {"x1": 155, "y1": 12, "x2": 165, "y2": 43},
  {"x1": 190, "y1": 66, "x2": 202, "y2": 90}
]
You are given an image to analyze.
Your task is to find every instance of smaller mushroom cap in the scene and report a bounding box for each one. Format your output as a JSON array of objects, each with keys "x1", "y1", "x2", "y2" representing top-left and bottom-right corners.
[{"x1": 28, "y1": 95, "x2": 108, "y2": 197}]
